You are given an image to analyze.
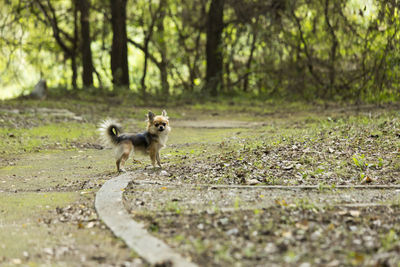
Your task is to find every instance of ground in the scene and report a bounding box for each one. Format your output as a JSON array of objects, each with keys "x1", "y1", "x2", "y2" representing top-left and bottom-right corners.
[{"x1": 0, "y1": 96, "x2": 400, "y2": 266}]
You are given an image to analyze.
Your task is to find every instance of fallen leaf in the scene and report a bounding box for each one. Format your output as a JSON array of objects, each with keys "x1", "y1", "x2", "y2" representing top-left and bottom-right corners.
[
  {"x1": 11, "y1": 259, "x2": 22, "y2": 264},
  {"x1": 360, "y1": 176, "x2": 373, "y2": 184},
  {"x1": 351, "y1": 252, "x2": 365, "y2": 265},
  {"x1": 349, "y1": 210, "x2": 361, "y2": 217},
  {"x1": 337, "y1": 210, "x2": 347, "y2": 216},
  {"x1": 247, "y1": 178, "x2": 260, "y2": 185},
  {"x1": 275, "y1": 199, "x2": 288, "y2": 207},
  {"x1": 43, "y1": 248, "x2": 53, "y2": 255},
  {"x1": 86, "y1": 221, "x2": 95, "y2": 228},
  {"x1": 281, "y1": 231, "x2": 292, "y2": 238},
  {"x1": 282, "y1": 164, "x2": 294, "y2": 170},
  {"x1": 295, "y1": 220, "x2": 309, "y2": 230},
  {"x1": 327, "y1": 223, "x2": 335, "y2": 231}
]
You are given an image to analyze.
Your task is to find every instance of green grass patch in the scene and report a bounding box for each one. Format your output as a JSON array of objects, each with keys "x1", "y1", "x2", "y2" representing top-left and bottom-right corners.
[
  {"x1": 0, "y1": 192, "x2": 78, "y2": 257},
  {"x1": 0, "y1": 192, "x2": 77, "y2": 221},
  {"x1": 0, "y1": 122, "x2": 97, "y2": 155}
]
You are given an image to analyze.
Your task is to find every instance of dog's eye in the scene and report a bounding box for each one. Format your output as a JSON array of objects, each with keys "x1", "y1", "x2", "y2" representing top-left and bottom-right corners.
[
  {"x1": 162, "y1": 123, "x2": 166, "y2": 126},
  {"x1": 155, "y1": 123, "x2": 159, "y2": 127}
]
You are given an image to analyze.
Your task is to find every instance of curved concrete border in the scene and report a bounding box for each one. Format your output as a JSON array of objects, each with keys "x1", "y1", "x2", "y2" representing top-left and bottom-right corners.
[{"x1": 95, "y1": 172, "x2": 198, "y2": 267}]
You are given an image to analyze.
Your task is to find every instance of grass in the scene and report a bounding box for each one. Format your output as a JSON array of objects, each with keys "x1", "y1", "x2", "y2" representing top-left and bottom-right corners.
[
  {"x1": 0, "y1": 122, "x2": 97, "y2": 155},
  {"x1": 0, "y1": 149, "x2": 112, "y2": 192},
  {"x1": 0, "y1": 192, "x2": 77, "y2": 257}
]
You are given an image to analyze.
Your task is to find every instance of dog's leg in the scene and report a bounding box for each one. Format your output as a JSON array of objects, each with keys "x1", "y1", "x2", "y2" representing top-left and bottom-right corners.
[
  {"x1": 120, "y1": 142, "x2": 133, "y2": 172},
  {"x1": 119, "y1": 152, "x2": 129, "y2": 172},
  {"x1": 156, "y1": 151, "x2": 161, "y2": 168},
  {"x1": 115, "y1": 141, "x2": 132, "y2": 173},
  {"x1": 149, "y1": 148, "x2": 156, "y2": 167},
  {"x1": 116, "y1": 159, "x2": 121, "y2": 172},
  {"x1": 115, "y1": 145, "x2": 123, "y2": 172}
]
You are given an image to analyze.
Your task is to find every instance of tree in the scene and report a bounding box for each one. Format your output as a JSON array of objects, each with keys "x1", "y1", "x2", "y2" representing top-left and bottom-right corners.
[
  {"x1": 2, "y1": 0, "x2": 400, "y2": 102},
  {"x1": 204, "y1": 0, "x2": 225, "y2": 96},
  {"x1": 32, "y1": 0, "x2": 79, "y2": 90},
  {"x1": 155, "y1": 0, "x2": 169, "y2": 96},
  {"x1": 110, "y1": 0, "x2": 129, "y2": 89},
  {"x1": 77, "y1": 0, "x2": 94, "y2": 87},
  {"x1": 139, "y1": 0, "x2": 164, "y2": 96}
]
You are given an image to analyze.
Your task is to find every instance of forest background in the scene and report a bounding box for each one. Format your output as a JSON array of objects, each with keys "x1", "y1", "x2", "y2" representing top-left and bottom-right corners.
[{"x1": 0, "y1": 0, "x2": 399, "y2": 103}]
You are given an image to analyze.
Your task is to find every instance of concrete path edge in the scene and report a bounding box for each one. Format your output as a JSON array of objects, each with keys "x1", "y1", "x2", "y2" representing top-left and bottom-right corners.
[{"x1": 95, "y1": 172, "x2": 198, "y2": 267}]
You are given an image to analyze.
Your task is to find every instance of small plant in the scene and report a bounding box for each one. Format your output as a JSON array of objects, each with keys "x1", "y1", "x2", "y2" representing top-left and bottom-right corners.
[
  {"x1": 352, "y1": 154, "x2": 368, "y2": 171},
  {"x1": 381, "y1": 229, "x2": 398, "y2": 250},
  {"x1": 352, "y1": 154, "x2": 371, "y2": 181},
  {"x1": 234, "y1": 196, "x2": 241, "y2": 209},
  {"x1": 317, "y1": 182, "x2": 331, "y2": 192},
  {"x1": 166, "y1": 202, "x2": 182, "y2": 215},
  {"x1": 378, "y1": 158, "x2": 384, "y2": 169},
  {"x1": 149, "y1": 222, "x2": 159, "y2": 233}
]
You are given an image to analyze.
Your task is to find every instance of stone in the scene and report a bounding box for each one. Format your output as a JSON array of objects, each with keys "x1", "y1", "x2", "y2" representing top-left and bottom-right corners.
[{"x1": 30, "y1": 79, "x2": 47, "y2": 99}]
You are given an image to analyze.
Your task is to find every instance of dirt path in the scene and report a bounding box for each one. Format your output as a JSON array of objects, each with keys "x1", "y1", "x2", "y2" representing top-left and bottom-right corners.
[{"x1": 2, "y1": 104, "x2": 400, "y2": 266}]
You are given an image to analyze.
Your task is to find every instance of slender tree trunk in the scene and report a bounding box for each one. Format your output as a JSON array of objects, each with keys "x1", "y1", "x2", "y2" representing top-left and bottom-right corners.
[
  {"x1": 110, "y1": 0, "x2": 129, "y2": 89},
  {"x1": 140, "y1": 1, "x2": 163, "y2": 96},
  {"x1": 160, "y1": 60, "x2": 169, "y2": 96},
  {"x1": 140, "y1": 39, "x2": 150, "y2": 95},
  {"x1": 157, "y1": 0, "x2": 169, "y2": 96},
  {"x1": 204, "y1": 0, "x2": 224, "y2": 96},
  {"x1": 243, "y1": 21, "x2": 259, "y2": 92},
  {"x1": 324, "y1": 0, "x2": 338, "y2": 98},
  {"x1": 77, "y1": 0, "x2": 94, "y2": 87},
  {"x1": 71, "y1": 1, "x2": 78, "y2": 90}
]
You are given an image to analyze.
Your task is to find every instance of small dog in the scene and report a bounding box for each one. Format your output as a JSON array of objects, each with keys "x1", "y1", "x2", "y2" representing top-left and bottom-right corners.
[{"x1": 99, "y1": 110, "x2": 171, "y2": 172}]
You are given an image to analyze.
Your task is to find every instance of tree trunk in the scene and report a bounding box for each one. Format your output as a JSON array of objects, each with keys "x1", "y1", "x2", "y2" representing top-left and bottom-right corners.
[
  {"x1": 204, "y1": 0, "x2": 224, "y2": 96},
  {"x1": 324, "y1": 0, "x2": 338, "y2": 98},
  {"x1": 157, "y1": 0, "x2": 169, "y2": 96},
  {"x1": 71, "y1": 0, "x2": 78, "y2": 90},
  {"x1": 110, "y1": 0, "x2": 129, "y2": 89},
  {"x1": 140, "y1": 1, "x2": 164, "y2": 96},
  {"x1": 77, "y1": 0, "x2": 94, "y2": 87},
  {"x1": 243, "y1": 21, "x2": 258, "y2": 93}
]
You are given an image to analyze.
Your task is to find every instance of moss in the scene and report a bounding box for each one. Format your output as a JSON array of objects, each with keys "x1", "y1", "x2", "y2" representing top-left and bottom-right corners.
[
  {"x1": 0, "y1": 150, "x2": 113, "y2": 192},
  {"x1": 0, "y1": 192, "x2": 77, "y2": 257},
  {"x1": 0, "y1": 122, "x2": 97, "y2": 155},
  {"x1": 0, "y1": 192, "x2": 77, "y2": 220}
]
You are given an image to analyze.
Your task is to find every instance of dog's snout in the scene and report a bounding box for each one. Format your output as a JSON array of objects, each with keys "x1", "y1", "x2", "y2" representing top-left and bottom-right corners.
[{"x1": 158, "y1": 126, "x2": 164, "y2": 131}]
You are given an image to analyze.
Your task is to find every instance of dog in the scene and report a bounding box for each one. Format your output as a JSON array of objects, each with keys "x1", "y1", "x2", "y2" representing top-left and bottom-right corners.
[{"x1": 99, "y1": 110, "x2": 171, "y2": 172}]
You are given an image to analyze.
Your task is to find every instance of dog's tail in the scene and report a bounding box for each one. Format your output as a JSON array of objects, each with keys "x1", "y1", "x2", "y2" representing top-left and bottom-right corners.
[{"x1": 98, "y1": 119, "x2": 122, "y2": 147}]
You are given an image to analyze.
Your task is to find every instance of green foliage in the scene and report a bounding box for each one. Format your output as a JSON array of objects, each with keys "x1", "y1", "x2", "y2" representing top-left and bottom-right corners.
[
  {"x1": 380, "y1": 229, "x2": 399, "y2": 250},
  {"x1": 0, "y1": 122, "x2": 96, "y2": 155},
  {"x1": 0, "y1": 0, "x2": 399, "y2": 102},
  {"x1": 352, "y1": 154, "x2": 368, "y2": 171}
]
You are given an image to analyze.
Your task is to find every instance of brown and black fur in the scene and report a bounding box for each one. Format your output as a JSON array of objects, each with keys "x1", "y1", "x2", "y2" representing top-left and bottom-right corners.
[{"x1": 99, "y1": 110, "x2": 170, "y2": 172}]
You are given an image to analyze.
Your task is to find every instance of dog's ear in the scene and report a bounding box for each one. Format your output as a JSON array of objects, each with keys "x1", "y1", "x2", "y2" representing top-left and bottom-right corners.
[
  {"x1": 147, "y1": 111, "x2": 155, "y2": 122},
  {"x1": 162, "y1": 110, "x2": 168, "y2": 118}
]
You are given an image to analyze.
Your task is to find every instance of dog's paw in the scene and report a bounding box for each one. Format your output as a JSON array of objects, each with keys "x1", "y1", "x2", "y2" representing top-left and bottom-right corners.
[{"x1": 118, "y1": 168, "x2": 127, "y2": 173}]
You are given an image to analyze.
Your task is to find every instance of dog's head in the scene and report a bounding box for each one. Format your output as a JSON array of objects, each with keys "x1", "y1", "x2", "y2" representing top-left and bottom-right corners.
[{"x1": 147, "y1": 110, "x2": 171, "y2": 135}]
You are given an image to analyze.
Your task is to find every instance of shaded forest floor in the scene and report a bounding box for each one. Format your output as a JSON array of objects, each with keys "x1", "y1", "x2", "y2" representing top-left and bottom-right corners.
[{"x1": 1, "y1": 96, "x2": 400, "y2": 266}]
